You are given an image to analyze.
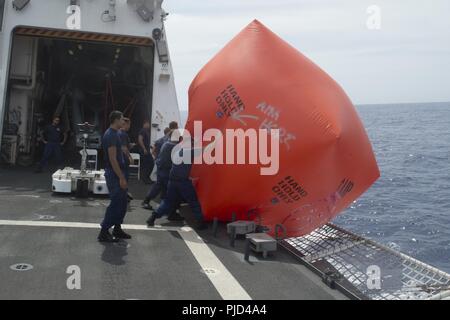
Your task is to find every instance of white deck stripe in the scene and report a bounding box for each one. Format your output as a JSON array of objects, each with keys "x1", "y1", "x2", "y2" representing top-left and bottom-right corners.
[
  {"x1": 0, "y1": 220, "x2": 178, "y2": 231},
  {"x1": 178, "y1": 226, "x2": 252, "y2": 300},
  {"x1": 0, "y1": 219, "x2": 251, "y2": 300}
]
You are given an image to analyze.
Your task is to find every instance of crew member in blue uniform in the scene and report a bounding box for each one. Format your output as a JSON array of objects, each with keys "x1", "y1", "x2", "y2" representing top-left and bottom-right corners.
[
  {"x1": 141, "y1": 130, "x2": 183, "y2": 222},
  {"x1": 152, "y1": 127, "x2": 170, "y2": 158},
  {"x1": 138, "y1": 120, "x2": 154, "y2": 184},
  {"x1": 119, "y1": 117, "x2": 134, "y2": 201},
  {"x1": 119, "y1": 118, "x2": 134, "y2": 180},
  {"x1": 98, "y1": 111, "x2": 131, "y2": 243},
  {"x1": 152, "y1": 121, "x2": 178, "y2": 158},
  {"x1": 142, "y1": 121, "x2": 179, "y2": 206},
  {"x1": 35, "y1": 116, "x2": 67, "y2": 173},
  {"x1": 146, "y1": 135, "x2": 207, "y2": 230},
  {"x1": 141, "y1": 129, "x2": 173, "y2": 209}
]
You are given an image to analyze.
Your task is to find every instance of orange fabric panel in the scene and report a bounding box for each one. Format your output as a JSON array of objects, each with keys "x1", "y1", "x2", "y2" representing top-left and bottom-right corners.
[{"x1": 186, "y1": 20, "x2": 380, "y2": 237}]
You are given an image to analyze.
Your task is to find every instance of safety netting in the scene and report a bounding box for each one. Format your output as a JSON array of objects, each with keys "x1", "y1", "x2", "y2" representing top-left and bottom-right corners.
[{"x1": 281, "y1": 223, "x2": 450, "y2": 300}]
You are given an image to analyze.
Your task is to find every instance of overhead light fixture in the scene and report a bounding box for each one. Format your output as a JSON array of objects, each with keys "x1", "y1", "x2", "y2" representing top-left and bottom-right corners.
[
  {"x1": 108, "y1": 0, "x2": 116, "y2": 21},
  {"x1": 12, "y1": 0, "x2": 31, "y2": 11},
  {"x1": 152, "y1": 28, "x2": 162, "y2": 41},
  {"x1": 136, "y1": 4, "x2": 153, "y2": 22},
  {"x1": 101, "y1": 0, "x2": 116, "y2": 22},
  {"x1": 152, "y1": 28, "x2": 168, "y2": 63},
  {"x1": 161, "y1": 11, "x2": 169, "y2": 21},
  {"x1": 127, "y1": 0, "x2": 159, "y2": 22},
  {"x1": 69, "y1": 0, "x2": 79, "y2": 14}
]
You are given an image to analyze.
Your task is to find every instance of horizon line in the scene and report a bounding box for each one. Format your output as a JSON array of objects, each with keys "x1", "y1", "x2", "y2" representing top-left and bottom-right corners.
[{"x1": 178, "y1": 100, "x2": 450, "y2": 112}]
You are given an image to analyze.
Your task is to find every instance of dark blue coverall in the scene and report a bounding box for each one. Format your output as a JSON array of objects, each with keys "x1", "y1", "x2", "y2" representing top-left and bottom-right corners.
[
  {"x1": 101, "y1": 128, "x2": 128, "y2": 230},
  {"x1": 154, "y1": 134, "x2": 169, "y2": 158},
  {"x1": 139, "y1": 128, "x2": 154, "y2": 183},
  {"x1": 143, "y1": 140, "x2": 176, "y2": 203},
  {"x1": 38, "y1": 124, "x2": 64, "y2": 168},
  {"x1": 154, "y1": 149, "x2": 204, "y2": 221},
  {"x1": 118, "y1": 129, "x2": 131, "y2": 181}
]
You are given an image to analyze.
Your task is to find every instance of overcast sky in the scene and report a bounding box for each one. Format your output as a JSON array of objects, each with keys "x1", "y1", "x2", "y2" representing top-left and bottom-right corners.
[{"x1": 163, "y1": 0, "x2": 450, "y2": 110}]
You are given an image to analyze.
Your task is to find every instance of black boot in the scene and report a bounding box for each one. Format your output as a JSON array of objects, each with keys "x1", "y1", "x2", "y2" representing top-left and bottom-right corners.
[
  {"x1": 97, "y1": 229, "x2": 119, "y2": 243},
  {"x1": 168, "y1": 212, "x2": 185, "y2": 221},
  {"x1": 146, "y1": 214, "x2": 157, "y2": 227},
  {"x1": 112, "y1": 225, "x2": 132, "y2": 239},
  {"x1": 141, "y1": 201, "x2": 153, "y2": 211}
]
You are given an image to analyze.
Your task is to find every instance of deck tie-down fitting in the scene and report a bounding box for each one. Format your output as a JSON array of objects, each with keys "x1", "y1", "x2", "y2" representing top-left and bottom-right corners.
[
  {"x1": 215, "y1": 211, "x2": 281, "y2": 260},
  {"x1": 243, "y1": 224, "x2": 285, "y2": 260},
  {"x1": 228, "y1": 220, "x2": 256, "y2": 247},
  {"x1": 227, "y1": 210, "x2": 262, "y2": 247}
]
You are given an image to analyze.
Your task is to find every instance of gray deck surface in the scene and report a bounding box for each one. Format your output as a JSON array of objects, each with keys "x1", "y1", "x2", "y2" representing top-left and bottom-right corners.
[{"x1": 0, "y1": 166, "x2": 347, "y2": 300}]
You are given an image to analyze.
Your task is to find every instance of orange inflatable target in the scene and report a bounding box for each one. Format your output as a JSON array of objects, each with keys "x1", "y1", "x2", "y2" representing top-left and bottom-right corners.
[{"x1": 185, "y1": 20, "x2": 380, "y2": 237}]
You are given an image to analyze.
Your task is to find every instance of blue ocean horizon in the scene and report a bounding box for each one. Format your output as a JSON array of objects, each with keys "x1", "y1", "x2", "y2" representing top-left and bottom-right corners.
[{"x1": 180, "y1": 101, "x2": 450, "y2": 273}]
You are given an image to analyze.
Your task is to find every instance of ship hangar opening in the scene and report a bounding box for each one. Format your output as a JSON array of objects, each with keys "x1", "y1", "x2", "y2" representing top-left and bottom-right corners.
[{"x1": 0, "y1": 28, "x2": 155, "y2": 170}]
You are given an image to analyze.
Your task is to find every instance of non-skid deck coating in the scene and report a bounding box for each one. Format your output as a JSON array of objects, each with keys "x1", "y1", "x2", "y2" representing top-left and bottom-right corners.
[{"x1": 0, "y1": 166, "x2": 347, "y2": 300}]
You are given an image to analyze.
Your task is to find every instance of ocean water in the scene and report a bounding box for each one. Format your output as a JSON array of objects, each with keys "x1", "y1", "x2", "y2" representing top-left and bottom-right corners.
[{"x1": 333, "y1": 102, "x2": 450, "y2": 273}]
